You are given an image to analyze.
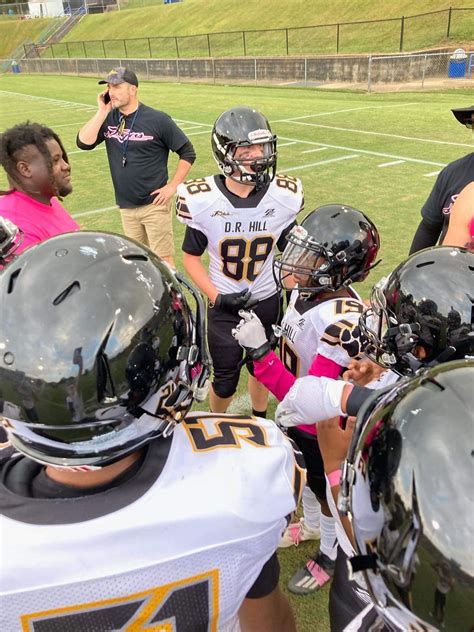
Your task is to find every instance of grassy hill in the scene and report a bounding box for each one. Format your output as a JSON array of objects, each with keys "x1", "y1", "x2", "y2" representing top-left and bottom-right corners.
[
  {"x1": 60, "y1": 0, "x2": 474, "y2": 55},
  {"x1": 0, "y1": 17, "x2": 60, "y2": 59}
]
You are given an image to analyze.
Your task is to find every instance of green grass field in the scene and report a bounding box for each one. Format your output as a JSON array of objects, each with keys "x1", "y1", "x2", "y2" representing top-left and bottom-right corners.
[{"x1": 0, "y1": 75, "x2": 473, "y2": 631}]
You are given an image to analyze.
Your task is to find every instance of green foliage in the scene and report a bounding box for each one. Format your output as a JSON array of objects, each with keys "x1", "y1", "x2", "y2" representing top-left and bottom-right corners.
[
  {"x1": 59, "y1": 0, "x2": 473, "y2": 57},
  {"x1": 0, "y1": 17, "x2": 60, "y2": 59}
]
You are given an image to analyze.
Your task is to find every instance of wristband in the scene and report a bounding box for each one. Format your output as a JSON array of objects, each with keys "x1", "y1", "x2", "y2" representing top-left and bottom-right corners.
[{"x1": 327, "y1": 468, "x2": 342, "y2": 488}]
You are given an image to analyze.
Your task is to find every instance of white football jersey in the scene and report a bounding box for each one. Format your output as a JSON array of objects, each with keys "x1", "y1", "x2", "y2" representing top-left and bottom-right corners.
[
  {"x1": 279, "y1": 290, "x2": 365, "y2": 378},
  {"x1": 0, "y1": 414, "x2": 303, "y2": 632},
  {"x1": 176, "y1": 175, "x2": 303, "y2": 300}
]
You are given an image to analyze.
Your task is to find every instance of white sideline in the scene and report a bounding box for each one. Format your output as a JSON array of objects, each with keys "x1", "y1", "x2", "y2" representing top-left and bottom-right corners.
[
  {"x1": 73, "y1": 205, "x2": 118, "y2": 218},
  {"x1": 277, "y1": 120, "x2": 474, "y2": 149},
  {"x1": 282, "y1": 154, "x2": 360, "y2": 172},
  {"x1": 272, "y1": 103, "x2": 417, "y2": 122},
  {"x1": 278, "y1": 136, "x2": 446, "y2": 167},
  {"x1": 0, "y1": 89, "x2": 95, "y2": 109},
  {"x1": 378, "y1": 160, "x2": 405, "y2": 168},
  {"x1": 301, "y1": 147, "x2": 328, "y2": 153}
]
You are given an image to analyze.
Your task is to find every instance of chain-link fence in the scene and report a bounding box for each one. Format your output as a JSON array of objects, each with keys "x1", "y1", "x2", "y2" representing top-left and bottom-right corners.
[
  {"x1": 3, "y1": 51, "x2": 473, "y2": 91},
  {"x1": 6, "y1": 7, "x2": 474, "y2": 57}
]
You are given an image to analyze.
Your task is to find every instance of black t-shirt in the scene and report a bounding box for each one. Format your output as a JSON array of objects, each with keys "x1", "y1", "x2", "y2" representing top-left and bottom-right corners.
[
  {"x1": 420, "y1": 152, "x2": 474, "y2": 241},
  {"x1": 0, "y1": 439, "x2": 279, "y2": 599},
  {"x1": 77, "y1": 103, "x2": 191, "y2": 208}
]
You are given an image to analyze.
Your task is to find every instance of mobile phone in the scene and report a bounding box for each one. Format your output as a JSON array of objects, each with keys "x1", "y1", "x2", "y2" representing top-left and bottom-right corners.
[{"x1": 104, "y1": 91, "x2": 111, "y2": 104}]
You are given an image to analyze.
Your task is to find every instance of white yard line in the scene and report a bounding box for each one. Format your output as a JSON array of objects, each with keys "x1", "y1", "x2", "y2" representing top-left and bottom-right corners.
[
  {"x1": 423, "y1": 170, "x2": 441, "y2": 177},
  {"x1": 301, "y1": 147, "x2": 328, "y2": 154},
  {"x1": 0, "y1": 90, "x2": 95, "y2": 109},
  {"x1": 68, "y1": 146, "x2": 105, "y2": 156},
  {"x1": 278, "y1": 141, "x2": 297, "y2": 147},
  {"x1": 179, "y1": 125, "x2": 206, "y2": 131},
  {"x1": 278, "y1": 120, "x2": 473, "y2": 149},
  {"x1": 278, "y1": 135, "x2": 446, "y2": 167},
  {"x1": 282, "y1": 154, "x2": 359, "y2": 172},
  {"x1": 50, "y1": 121, "x2": 89, "y2": 128},
  {"x1": 272, "y1": 103, "x2": 417, "y2": 123},
  {"x1": 73, "y1": 205, "x2": 118, "y2": 218},
  {"x1": 186, "y1": 129, "x2": 212, "y2": 136},
  {"x1": 378, "y1": 160, "x2": 406, "y2": 168}
]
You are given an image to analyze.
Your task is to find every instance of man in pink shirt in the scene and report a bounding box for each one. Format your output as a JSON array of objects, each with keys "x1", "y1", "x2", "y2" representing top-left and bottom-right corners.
[{"x1": 0, "y1": 122, "x2": 79, "y2": 253}]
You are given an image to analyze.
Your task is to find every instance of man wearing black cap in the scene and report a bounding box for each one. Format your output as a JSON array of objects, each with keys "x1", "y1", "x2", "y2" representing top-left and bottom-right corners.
[
  {"x1": 77, "y1": 67, "x2": 196, "y2": 267},
  {"x1": 409, "y1": 104, "x2": 474, "y2": 253}
]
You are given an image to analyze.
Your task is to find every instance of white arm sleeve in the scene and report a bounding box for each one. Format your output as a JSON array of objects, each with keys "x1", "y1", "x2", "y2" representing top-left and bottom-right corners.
[{"x1": 275, "y1": 375, "x2": 345, "y2": 427}]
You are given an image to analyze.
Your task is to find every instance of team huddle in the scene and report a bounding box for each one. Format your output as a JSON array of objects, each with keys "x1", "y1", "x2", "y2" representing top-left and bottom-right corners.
[{"x1": 0, "y1": 70, "x2": 473, "y2": 632}]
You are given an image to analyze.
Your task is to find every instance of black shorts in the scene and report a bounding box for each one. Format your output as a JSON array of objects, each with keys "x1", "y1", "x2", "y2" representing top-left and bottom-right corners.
[
  {"x1": 207, "y1": 292, "x2": 281, "y2": 399},
  {"x1": 286, "y1": 426, "x2": 327, "y2": 503}
]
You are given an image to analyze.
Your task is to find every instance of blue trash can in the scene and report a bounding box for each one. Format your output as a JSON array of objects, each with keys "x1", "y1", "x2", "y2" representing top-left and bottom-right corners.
[
  {"x1": 448, "y1": 59, "x2": 466, "y2": 78},
  {"x1": 448, "y1": 49, "x2": 467, "y2": 78},
  {"x1": 11, "y1": 61, "x2": 21, "y2": 74}
]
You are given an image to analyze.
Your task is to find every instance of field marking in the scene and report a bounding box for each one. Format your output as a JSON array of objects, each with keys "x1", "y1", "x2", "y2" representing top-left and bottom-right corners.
[
  {"x1": 73, "y1": 205, "x2": 118, "y2": 218},
  {"x1": 171, "y1": 115, "x2": 449, "y2": 167},
  {"x1": 301, "y1": 147, "x2": 328, "y2": 154},
  {"x1": 423, "y1": 170, "x2": 441, "y2": 177},
  {"x1": 179, "y1": 125, "x2": 205, "y2": 131},
  {"x1": 378, "y1": 160, "x2": 405, "y2": 168},
  {"x1": 187, "y1": 129, "x2": 212, "y2": 136},
  {"x1": 278, "y1": 141, "x2": 297, "y2": 147},
  {"x1": 68, "y1": 146, "x2": 105, "y2": 156},
  {"x1": 282, "y1": 154, "x2": 359, "y2": 172},
  {"x1": 50, "y1": 121, "x2": 89, "y2": 128},
  {"x1": 280, "y1": 120, "x2": 473, "y2": 149},
  {"x1": 175, "y1": 118, "x2": 212, "y2": 127},
  {"x1": 0, "y1": 90, "x2": 95, "y2": 109},
  {"x1": 278, "y1": 135, "x2": 446, "y2": 167},
  {"x1": 272, "y1": 103, "x2": 417, "y2": 123}
]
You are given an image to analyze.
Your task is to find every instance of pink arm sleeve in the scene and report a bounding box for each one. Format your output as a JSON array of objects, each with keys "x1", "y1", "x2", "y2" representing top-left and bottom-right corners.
[
  {"x1": 308, "y1": 354, "x2": 343, "y2": 379},
  {"x1": 253, "y1": 351, "x2": 344, "y2": 402},
  {"x1": 253, "y1": 351, "x2": 297, "y2": 402}
]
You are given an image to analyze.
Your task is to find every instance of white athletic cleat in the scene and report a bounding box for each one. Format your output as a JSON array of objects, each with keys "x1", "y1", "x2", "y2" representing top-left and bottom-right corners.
[{"x1": 278, "y1": 518, "x2": 321, "y2": 548}]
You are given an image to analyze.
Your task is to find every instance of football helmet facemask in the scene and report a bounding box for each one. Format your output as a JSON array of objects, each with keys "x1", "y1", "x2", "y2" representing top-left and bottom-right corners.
[
  {"x1": 340, "y1": 359, "x2": 474, "y2": 632},
  {"x1": 359, "y1": 246, "x2": 474, "y2": 375},
  {"x1": 0, "y1": 216, "x2": 23, "y2": 265},
  {"x1": 211, "y1": 106, "x2": 277, "y2": 190},
  {"x1": 274, "y1": 204, "x2": 380, "y2": 297},
  {"x1": 0, "y1": 232, "x2": 211, "y2": 468}
]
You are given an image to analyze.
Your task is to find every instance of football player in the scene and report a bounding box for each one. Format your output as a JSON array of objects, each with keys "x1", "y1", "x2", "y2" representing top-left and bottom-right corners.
[
  {"x1": 232, "y1": 204, "x2": 380, "y2": 594},
  {"x1": 341, "y1": 359, "x2": 473, "y2": 631},
  {"x1": 0, "y1": 232, "x2": 303, "y2": 632},
  {"x1": 176, "y1": 106, "x2": 303, "y2": 417},
  {"x1": 274, "y1": 245, "x2": 474, "y2": 630}
]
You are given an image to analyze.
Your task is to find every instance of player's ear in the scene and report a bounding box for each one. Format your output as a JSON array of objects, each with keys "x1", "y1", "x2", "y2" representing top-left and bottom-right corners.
[{"x1": 15, "y1": 159, "x2": 32, "y2": 178}]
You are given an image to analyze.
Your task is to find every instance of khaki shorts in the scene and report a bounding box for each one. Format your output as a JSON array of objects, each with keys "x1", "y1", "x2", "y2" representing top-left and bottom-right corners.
[{"x1": 120, "y1": 200, "x2": 174, "y2": 258}]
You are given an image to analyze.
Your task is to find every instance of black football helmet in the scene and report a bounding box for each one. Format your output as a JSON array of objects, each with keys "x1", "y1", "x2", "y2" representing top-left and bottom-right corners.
[
  {"x1": 0, "y1": 232, "x2": 210, "y2": 468},
  {"x1": 0, "y1": 216, "x2": 22, "y2": 265},
  {"x1": 274, "y1": 204, "x2": 380, "y2": 297},
  {"x1": 359, "y1": 246, "x2": 474, "y2": 375},
  {"x1": 340, "y1": 359, "x2": 474, "y2": 631},
  {"x1": 211, "y1": 106, "x2": 277, "y2": 190}
]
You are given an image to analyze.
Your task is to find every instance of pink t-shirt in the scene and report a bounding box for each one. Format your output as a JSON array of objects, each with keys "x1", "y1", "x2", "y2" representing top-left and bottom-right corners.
[{"x1": 0, "y1": 190, "x2": 79, "y2": 253}]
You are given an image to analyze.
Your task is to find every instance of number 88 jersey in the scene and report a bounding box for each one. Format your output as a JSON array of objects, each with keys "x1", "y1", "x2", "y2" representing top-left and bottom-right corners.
[{"x1": 177, "y1": 174, "x2": 303, "y2": 301}]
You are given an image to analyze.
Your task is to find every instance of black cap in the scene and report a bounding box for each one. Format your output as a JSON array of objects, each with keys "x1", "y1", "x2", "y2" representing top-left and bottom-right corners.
[
  {"x1": 98, "y1": 67, "x2": 139, "y2": 87},
  {"x1": 451, "y1": 105, "x2": 474, "y2": 128}
]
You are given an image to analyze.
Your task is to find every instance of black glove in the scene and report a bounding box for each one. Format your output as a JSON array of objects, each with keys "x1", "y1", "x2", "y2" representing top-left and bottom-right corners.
[{"x1": 213, "y1": 290, "x2": 258, "y2": 314}]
